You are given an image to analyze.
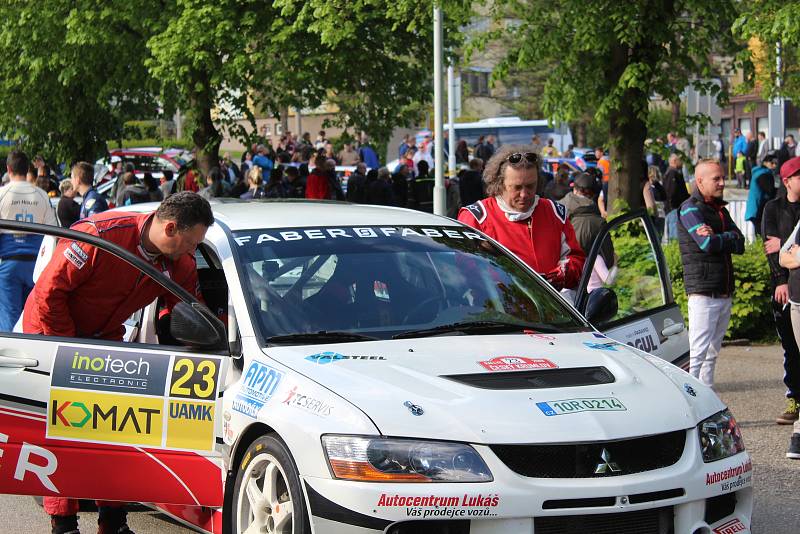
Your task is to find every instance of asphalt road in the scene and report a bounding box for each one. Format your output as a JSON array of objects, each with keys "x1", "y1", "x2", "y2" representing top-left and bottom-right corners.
[{"x1": 0, "y1": 344, "x2": 795, "y2": 533}]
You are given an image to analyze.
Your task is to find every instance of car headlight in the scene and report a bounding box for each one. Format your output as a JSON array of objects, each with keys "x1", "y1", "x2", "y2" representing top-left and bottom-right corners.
[
  {"x1": 698, "y1": 409, "x2": 746, "y2": 462},
  {"x1": 321, "y1": 435, "x2": 493, "y2": 482}
]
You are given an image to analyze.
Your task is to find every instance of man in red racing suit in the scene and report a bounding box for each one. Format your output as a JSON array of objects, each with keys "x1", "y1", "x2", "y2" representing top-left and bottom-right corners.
[
  {"x1": 458, "y1": 147, "x2": 584, "y2": 290},
  {"x1": 23, "y1": 190, "x2": 214, "y2": 534}
]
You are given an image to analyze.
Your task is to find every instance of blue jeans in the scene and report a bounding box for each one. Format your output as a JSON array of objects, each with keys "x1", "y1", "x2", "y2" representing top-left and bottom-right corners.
[{"x1": 0, "y1": 259, "x2": 35, "y2": 331}]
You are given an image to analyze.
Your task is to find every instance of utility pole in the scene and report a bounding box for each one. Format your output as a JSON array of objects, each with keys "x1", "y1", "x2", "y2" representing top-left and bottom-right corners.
[{"x1": 433, "y1": 3, "x2": 445, "y2": 216}]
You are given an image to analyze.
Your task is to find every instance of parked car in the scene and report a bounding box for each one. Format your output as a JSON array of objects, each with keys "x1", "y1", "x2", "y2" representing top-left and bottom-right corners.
[{"x1": 0, "y1": 202, "x2": 751, "y2": 534}]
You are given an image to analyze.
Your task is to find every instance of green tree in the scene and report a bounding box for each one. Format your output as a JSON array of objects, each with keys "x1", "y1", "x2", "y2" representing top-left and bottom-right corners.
[
  {"x1": 483, "y1": 0, "x2": 743, "y2": 212},
  {"x1": 733, "y1": 1, "x2": 800, "y2": 101},
  {"x1": 0, "y1": 0, "x2": 160, "y2": 162}
]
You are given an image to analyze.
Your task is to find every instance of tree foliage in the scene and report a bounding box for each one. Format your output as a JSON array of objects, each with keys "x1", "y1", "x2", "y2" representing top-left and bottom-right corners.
[
  {"x1": 0, "y1": 0, "x2": 160, "y2": 162},
  {"x1": 482, "y1": 0, "x2": 744, "y2": 212},
  {"x1": 733, "y1": 1, "x2": 800, "y2": 101}
]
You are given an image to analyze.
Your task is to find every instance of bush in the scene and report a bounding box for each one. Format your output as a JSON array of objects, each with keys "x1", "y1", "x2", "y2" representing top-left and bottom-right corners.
[
  {"x1": 663, "y1": 239, "x2": 774, "y2": 341},
  {"x1": 108, "y1": 138, "x2": 193, "y2": 151}
]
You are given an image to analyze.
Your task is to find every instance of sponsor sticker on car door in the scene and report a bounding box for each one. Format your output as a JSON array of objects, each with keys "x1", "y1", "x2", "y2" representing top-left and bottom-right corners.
[{"x1": 47, "y1": 346, "x2": 221, "y2": 452}]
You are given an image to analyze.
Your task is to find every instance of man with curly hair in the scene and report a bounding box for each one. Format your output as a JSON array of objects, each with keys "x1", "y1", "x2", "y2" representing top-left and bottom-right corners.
[{"x1": 457, "y1": 145, "x2": 585, "y2": 290}]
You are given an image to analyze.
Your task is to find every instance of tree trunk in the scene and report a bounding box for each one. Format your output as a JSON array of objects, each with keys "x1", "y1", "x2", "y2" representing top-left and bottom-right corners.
[
  {"x1": 576, "y1": 121, "x2": 587, "y2": 148},
  {"x1": 671, "y1": 101, "x2": 681, "y2": 129},
  {"x1": 189, "y1": 75, "x2": 221, "y2": 179}
]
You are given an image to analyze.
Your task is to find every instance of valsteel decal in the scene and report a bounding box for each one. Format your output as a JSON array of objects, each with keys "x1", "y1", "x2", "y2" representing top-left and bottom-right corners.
[{"x1": 47, "y1": 346, "x2": 221, "y2": 452}]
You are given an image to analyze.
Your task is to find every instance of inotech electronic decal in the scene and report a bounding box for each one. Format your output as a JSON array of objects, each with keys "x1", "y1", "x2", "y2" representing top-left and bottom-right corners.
[{"x1": 48, "y1": 346, "x2": 221, "y2": 452}]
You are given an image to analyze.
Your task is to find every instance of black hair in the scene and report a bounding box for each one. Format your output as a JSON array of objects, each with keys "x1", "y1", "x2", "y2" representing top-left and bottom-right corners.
[
  {"x1": 162, "y1": 170, "x2": 174, "y2": 181},
  {"x1": 155, "y1": 191, "x2": 214, "y2": 229},
  {"x1": 7, "y1": 150, "x2": 29, "y2": 176},
  {"x1": 417, "y1": 160, "x2": 430, "y2": 176}
]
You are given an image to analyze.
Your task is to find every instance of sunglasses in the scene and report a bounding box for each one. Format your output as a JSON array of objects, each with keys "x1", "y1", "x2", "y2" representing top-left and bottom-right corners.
[{"x1": 507, "y1": 152, "x2": 539, "y2": 164}]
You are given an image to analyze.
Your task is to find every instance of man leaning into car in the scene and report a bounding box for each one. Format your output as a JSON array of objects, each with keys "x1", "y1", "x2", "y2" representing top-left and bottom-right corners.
[
  {"x1": 457, "y1": 144, "x2": 585, "y2": 291},
  {"x1": 22, "y1": 192, "x2": 214, "y2": 534}
]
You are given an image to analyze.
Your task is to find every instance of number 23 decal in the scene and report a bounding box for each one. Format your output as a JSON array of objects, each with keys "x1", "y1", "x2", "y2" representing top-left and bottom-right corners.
[{"x1": 169, "y1": 356, "x2": 221, "y2": 400}]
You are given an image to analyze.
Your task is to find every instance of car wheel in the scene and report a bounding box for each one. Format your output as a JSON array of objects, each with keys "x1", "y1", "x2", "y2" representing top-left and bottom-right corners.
[{"x1": 231, "y1": 434, "x2": 310, "y2": 534}]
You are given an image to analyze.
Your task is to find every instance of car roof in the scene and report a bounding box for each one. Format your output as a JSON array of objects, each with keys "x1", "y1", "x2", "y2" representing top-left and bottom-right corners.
[{"x1": 112, "y1": 199, "x2": 461, "y2": 231}]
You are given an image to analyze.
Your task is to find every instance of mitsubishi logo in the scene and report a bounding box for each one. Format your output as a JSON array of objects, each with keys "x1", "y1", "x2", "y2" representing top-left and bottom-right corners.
[{"x1": 594, "y1": 448, "x2": 621, "y2": 474}]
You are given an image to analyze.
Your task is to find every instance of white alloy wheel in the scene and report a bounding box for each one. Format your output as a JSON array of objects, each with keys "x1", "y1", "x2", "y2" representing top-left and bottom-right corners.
[{"x1": 236, "y1": 450, "x2": 295, "y2": 533}]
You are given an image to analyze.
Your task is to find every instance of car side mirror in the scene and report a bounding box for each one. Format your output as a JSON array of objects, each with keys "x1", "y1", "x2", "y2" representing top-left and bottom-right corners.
[
  {"x1": 584, "y1": 288, "x2": 618, "y2": 325},
  {"x1": 170, "y1": 301, "x2": 228, "y2": 351}
]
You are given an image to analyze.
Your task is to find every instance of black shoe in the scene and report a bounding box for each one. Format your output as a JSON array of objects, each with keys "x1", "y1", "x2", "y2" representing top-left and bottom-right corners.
[
  {"x1": 97, "y1": 508, "x2": 134, "y2": 534},
  {"x1": 51, "y1": 514, "x2": 80, "y2": 534},
  {"x1": 787, "y1": 433, "x2": 800, "y2": 459}
]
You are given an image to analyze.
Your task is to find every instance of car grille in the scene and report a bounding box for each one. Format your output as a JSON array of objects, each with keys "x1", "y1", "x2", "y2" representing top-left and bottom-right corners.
[
  {"x1": 534, "y1": 506, "x2": 674, "y2": 534},
  {"x1": 490, "y1": 430, "x2": 686, "y2": 478}
]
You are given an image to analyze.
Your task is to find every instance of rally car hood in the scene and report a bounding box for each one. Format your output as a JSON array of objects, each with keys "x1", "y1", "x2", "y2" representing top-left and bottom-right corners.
[{"x1": 261, "y1": 332, "x2": 722, "y2": 444}]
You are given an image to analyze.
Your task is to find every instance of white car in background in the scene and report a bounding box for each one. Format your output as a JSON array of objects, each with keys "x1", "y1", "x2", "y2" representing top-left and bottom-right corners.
[{"x1": 0, "y1": 200, "x2": 750, "y2": 533}]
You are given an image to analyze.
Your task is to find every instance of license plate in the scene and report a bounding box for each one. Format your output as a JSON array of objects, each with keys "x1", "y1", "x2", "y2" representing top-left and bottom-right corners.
[{"x1": 536, "y1": 397, "x2": 626, "y2": 416}]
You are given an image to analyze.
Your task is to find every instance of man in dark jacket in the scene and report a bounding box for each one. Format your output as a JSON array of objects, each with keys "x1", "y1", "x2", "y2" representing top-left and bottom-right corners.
[
  {"x1": 678, "y1": 160, "x2": 744, "y2": 387},
  {"x1": 459, "y1": 158, "x2": 485, "y2": 207},
  {"x1": 562, "y1": 173, "x2": 614, "y2": 271},
  {"x1": 762, "y1": 155, "x2": 800, "y2": 425},
  {"x1": 662, "y1": 154, "x2": 689, "y2": 240}
]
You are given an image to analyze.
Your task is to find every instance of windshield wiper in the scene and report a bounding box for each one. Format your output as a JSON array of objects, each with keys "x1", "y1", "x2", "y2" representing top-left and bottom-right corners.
[
  {"x1": 266, "y1": 331, "x2": 379, "y2": 344},
  {"x1": 393, "y1": 321, "x2": 562, "y2": 340}
]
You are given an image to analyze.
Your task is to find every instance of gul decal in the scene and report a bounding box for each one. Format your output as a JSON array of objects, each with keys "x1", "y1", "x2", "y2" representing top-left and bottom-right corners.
[
  {"x1": 607, "y1": 319, "x2": 661, "y2": 353},
  {"x1": 706, "y1": 459, "x2": 752, "y2": 493},
  {"x1": 47, "y1": 388, "x2": 163, "y2": 447},
  {"x1": 536, "y1": 397, "x2": 626, "y2": 417},
  {"x1": 166, "y1": 400, "x2": 215, "y2": 450},
  {"x1": 478, "y1": 356, "x2": 557, "y2": 372},
  {"x1": 233, "y1": 226, "x2": 487, "y2": 246},
  {"x1": 583, "y1": 341, "x2": 619, "y2": 351},
  {"x1": 63, "y1": 247, "x2": 85, "y2": 269},
  {"x1": 305, "y1": 351, "x2": 386, "y2": 365},
  {"x1": 713, "y1": 518, "x2": 746, "y2": 534},
  {"x1": 281, "y1": 386, "x2": 333, "y2": 417},
  {"x1": 50, "y1": 346, "x2": 170, "y2": 396},
  {"x1": 376, "y1": 493, "x2": 500, "y2": 519},
  {"x1": 232, "y1": 361, "x2": 283, "y2": 417}
]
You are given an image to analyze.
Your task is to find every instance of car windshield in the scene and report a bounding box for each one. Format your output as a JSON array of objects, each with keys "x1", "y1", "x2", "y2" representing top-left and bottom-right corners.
[{"x1": 231, "y1": 225, "x2": 588, "y2": 343}]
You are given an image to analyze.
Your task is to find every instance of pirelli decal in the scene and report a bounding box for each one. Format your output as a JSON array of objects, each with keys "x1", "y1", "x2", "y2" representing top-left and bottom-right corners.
[{"x1": 47, "y1": 346, "x2": 220, "y2": 452}]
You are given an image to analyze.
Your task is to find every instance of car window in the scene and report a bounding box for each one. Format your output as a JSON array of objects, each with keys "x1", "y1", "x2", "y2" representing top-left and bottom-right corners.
[
  {"x1": 589, "y1": 217, "x2": 666, "y2": 325},
  {"x1": 233, "y1": 225, "x2": 589, "y2": 342}
]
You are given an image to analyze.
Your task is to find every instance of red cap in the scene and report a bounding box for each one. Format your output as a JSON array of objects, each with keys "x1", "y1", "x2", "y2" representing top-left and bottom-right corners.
[{"x1": 781, "y1": 156, "x2": 800, "y2": 180}]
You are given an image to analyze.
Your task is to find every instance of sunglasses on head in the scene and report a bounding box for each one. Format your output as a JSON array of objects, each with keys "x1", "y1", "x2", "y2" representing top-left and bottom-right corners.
[{"x1": 507, "y1": 152, "x2": 539, "y2": 164}]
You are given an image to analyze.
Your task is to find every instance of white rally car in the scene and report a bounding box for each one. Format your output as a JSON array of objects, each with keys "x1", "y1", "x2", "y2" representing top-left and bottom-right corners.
[{"x1": 0, "y1": 200, "x2": 751, "y2": 534}]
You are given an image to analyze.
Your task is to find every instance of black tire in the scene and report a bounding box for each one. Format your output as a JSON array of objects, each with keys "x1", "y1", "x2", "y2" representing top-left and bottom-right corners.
[{"x1": 229, "y1": 434, "x2": 310, "y2": 534}]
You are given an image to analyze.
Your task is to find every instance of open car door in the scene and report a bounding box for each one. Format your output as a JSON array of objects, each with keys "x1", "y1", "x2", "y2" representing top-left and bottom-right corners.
[
  {"x1": 0, "y1": 220, "x2": 229, "y2": 509},
  {"x1": 574, "y1": 210, "x2": 689, "y2": 368}
]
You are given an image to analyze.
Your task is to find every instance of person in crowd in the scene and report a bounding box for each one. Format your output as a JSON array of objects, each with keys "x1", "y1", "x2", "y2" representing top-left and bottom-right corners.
[
  {"x1": 643, "y1": 165, "x2": 667, "y2": 235},
  {"x1": 455, "y1": 139, "x2": 470, "y2": 164},
  {"x1": 283, "y1": 166, "x2": 305, "y2": 198},
  {"x1": 757, "y1": 131, "x2": 769, "y2": 166},
  {"x1": 744, "y1": 130, "x2": 758, "y2": 188},
  {"x1": 325, "y1": 158, "x2": 345, "y2": 200},
  {"x1": 25, "y1": 192, "x2": 212, "y2": 534},
  {"x1": 390, "y1": 164, "x2": 411, "y2": 208},
  {"x1": 530, "y1": 135, "x2": 543, "y2": 155},
  {"x1": 339, "y1": 142, "x2": 359, "y2": 166},
  {"x1": 594, "y1": 146, "x2": 611, "y2": 212},
  {"x1": 57, "y1": 179, "x2": 81, "y2": 228},
  {"x1": 305, "y1": 155, "x2": 331, "y2": 200},
  {"x1": 0, "y1": 150, "x2": 57, "y2": 331},
  {"x1": 199, "y1": 167, "x2": 224, "y2": 200},
  {"x1": 732, "y1": 128, "x2": 746, "y2": 162},
  {"x1": 543, "y1": 164, "x2": 571, "y2": 201},
  {"x1": 662, "y1": 153, "x2": 689, "y2": 241},
  {"x1": 241, "y1": 166, "x2": 265, "y2": 200},
  {"x1": 73, "y1": 161, "x2": 109, "y2": 219},
  {"x1": 398, "y1": 134, "x2": 413, "y2": 159},
  {"x1": 763, "y1": 156, "x2": 800, "y2": 427},
  {"x1": 221, "y1": 152, "x2": 241, "y2": 183},
  {"x1": 160, "y1": 170, "x2": 176, "y2": 199},
  {"x1": 562, "y1": 144, "x2": 575, "y2": 158},
  {"x1": 457, "y1": 145, "x2": 585, "y2": 290},
  {"x1": 411, "y1": 160, "x2": 434, "y2": 212},
  {"x1": 541, "y1": 138, "x2": 559, "y2": 157},
  {"x1": 366, "y1": 167, "x2": 395, "y2": 206},
  {"x1": 562, "y1": 172, "x2": 616, "y2": 293},
  {"x1": 745, "y1": 152, "x2": 778, "y2": 237},
  {"x1": 315, "y1": 130, "x2": 328, "y2": 150},
  {"x1": 264, "y1": 167, "x2": 287, "y2": 198},
  {"x1": 121, "y1": 173, "x2": 150, "y2": 206},
  {"x1": 143, "y1": 173, "x2": 164, "y2": 202},
  {"x1": 240, "y1": 151, "x2": 254, "y2": 173},
  {"x1": 253, "y1": 144, "x2": 274, "y2": 177},
  {"x1": 345, "y1": 163, "x2": 368, "y2": 203},
  {"x1": 459, "y1": 158, "x2": 485, "y2": 207},
  {"x1": 324, "y1": 143, "x2": 338, "y2": 165},
  {"x1": 777, "y1": 158, "x2": 800, "y2": 458},
  {"x1": 358, "y1": 136, "x2": 380, "y2": 170},
  {"x1": 678, "y1": 159, "x2": 744, "y2": 388}
]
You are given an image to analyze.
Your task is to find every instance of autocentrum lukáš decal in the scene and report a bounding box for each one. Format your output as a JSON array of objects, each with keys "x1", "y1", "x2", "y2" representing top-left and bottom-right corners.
[
  {"x1": 376, "y1": 493, "x2": 500, "y2": 519},
  {"x1": 705, "y1": 458, "x2": 752, "y2": 493},
  {"x1": 47, "y1": 346, "x2": 221, "y2": 452}
]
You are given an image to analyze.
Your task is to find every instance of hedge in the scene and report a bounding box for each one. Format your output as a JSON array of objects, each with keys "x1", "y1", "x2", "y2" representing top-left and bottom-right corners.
[
  {"x1": 662, "y1": 239, "x2": 774, "y2": 341},
  {"x1": 108, "y1": 138, "x2": 194, "y2": 151}
]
